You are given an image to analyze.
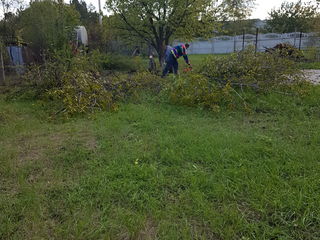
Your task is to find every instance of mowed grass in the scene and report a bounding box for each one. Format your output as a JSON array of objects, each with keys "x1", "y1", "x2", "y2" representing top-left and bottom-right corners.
[
  {"x1": 1, "y1": 87, "x2": 320, "y2": 239},
  {"x1": 143, "y1": 53, "x2": 320, "y2": 72},
  {"x1": 298, "y1": 61, "x2": 320, "y2": 70},
  {"x1": 188, "y1": 54, "x2": 227, "y2": 67},
  {"x1": 188, "y1": 54, "x2": 320, "y2": 70}
]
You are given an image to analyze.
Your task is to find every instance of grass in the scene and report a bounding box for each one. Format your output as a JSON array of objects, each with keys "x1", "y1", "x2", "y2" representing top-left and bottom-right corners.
[
  {"x1": 140, "y1": 54, "x2": 226, "y2": 71},
  {"x1": 188, "y1": 54, "x2": 320, "y2": 70},
  {"x1": 298, "y1": 61, "x2": 320, "y2": 70},
  {"x1": 188, "y1": 54, "x2": 227, "y2": 67},
  {"x1": 1, "y1": 85, "x2": 320, "y2": 239},
  {"x1": 142, "y1": 53, "x2": 320, "y2": 72}
]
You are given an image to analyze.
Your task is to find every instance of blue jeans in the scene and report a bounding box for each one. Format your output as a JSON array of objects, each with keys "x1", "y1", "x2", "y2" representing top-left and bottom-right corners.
[{"x1": 162, "y1": 54, "x2": 178, "y2": 77}]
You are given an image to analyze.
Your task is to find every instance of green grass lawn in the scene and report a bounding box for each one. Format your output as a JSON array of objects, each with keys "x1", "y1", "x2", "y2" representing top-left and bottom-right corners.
[
  {"x1": 141, "y1": 54, "x2": 223, "y2": 70},
  {"x1": 188, "y1": 54, "x2": 320, "y2": 70},
  {"x1": 298, "y1": 61, "x2": 320, "y2": 70},
  {"x1": 142, "y1": 53, "x2": 320, "y2": 73},
  {"x1": 188, "y1": 54, "x2": 227, "y2": 67},
  {"x1": 1, "y1": 87, "x2": 320, "y2": 239}
]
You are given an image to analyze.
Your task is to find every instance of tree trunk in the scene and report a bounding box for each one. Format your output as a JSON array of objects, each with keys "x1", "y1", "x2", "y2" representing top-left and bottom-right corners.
[{"x1": 156, "y1": 41, "x2": 166, "y2": 68}]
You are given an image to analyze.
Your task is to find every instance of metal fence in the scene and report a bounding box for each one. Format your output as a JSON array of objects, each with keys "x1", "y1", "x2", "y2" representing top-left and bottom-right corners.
[{"x1": 174, "y1": 32, "x2": 320, "y2": 54}]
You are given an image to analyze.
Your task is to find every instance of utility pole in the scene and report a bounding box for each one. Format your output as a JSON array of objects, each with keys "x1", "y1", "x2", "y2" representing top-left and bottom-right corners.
[
  {"x1": 294, "y1": 27, "x2": 297, "y2": 47},
  {"x1": 233, "y1": 34, "x2": 236, "y2": 53},
  {"x1": 0, "y1": 40, "x2": 5, "y2": 86},
  {"x1": 98, "y1": 0, "x2": 102, "y2": 25},
  {"x1": 242, "y1": 29, "x2": 245, "y2": 51},
  {"x1": 255, "y1": 28, "x2": 259, "y2": 53},
  {"x1": 0, "y1": 48, "x2": 5, "y2": 86},
  {"x1": 299, "y1": 32, "x2": 303, "y2": 50}
]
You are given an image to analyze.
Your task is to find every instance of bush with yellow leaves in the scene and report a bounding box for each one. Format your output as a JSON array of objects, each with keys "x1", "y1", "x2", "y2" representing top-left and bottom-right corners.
[
  {"x1": 164, "y1": 48, "x2": 306, "y2": 112},
  {"x1": 199, "y1": 47, "x2": 304, "y2": 91},
  {"x1": 48, "y1": 71, "x2": 116, "y2": 115}
]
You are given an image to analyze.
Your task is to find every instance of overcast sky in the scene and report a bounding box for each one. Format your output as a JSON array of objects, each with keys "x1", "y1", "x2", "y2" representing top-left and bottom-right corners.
[
  {"x1": 85, "y1": 0, "x2": 315, "y2": 20},
  {"x1": 250, "y1": 0, "x2": 315, "y2": 19},
  {"x1": 0, "y1": 0, "x2": 316, "y2": 20}
]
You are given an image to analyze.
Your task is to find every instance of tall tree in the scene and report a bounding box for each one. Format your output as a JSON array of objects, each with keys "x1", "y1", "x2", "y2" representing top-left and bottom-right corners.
[
  {"x1": 0, "y1": 12, "x2": 20, "y2": 44},
  {"x1": 70, "y1": 0, "x2": 105, "y2": 50},
  {"x1": 0, "y1": 0, "x2": 24, "y2": 18},
  {"x1": 19, "y1": 0, "x2": 80, "y2": 57},
  {"x1": 70, "y1": 0, "x2": 99, "y2": 25},
  {"x1": 218, "y1": 0, "x2": 256, "y2": 34},
  {"x1": 0, "y1": 0, "x2": 24, "y2": 43},
  {"x1": 266, "y1": 0, "x2": 319, "y2": 33},
  {"x1": 106, "y1": 0, "x2": 255, "y2": 64},
  {"x1": 106, "y1": 0, "x2": 229, "y2": 64},
  {"x1": 219, "y1": 0, "x2": 255, "y2": 21}
]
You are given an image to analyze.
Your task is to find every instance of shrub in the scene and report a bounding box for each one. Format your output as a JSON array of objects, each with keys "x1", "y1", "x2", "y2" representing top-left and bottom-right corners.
[
  {"x1": 265, "y1": 43, "x2": 304, "y2": 60},
  {"x1": 48, "y1": 70, "x2": 116, "y2": 115},
  {"x1": 14, "y1": 50, "x2": 159, "y2": 116},
  {"x1": 164, "y1": 73, "x2": 249, "y2": 112},
  {"x1": 15, "y1": 50, "x2": 76, "y2": 100},
  {"x1": 303, "y1": 47, "x2": 320, "y2": 62},
  {"x1": 89, "y1": 50, "x2": 145, "y2": 72},
  {"x1": 21, "y1": 51, "x2": 146, "y2": 98},
  {"x1": 199, "y1": 47, "x2": 304, "y2": 92},
  {"x1": 164, "y1": 48, "x2": 307, "y2": 112},
  {"x1": 20, "y1": 50, "x2": 144, "y2": 90},
  {"x1": 11, "y1": 62, "x2": 65, "y2": 101},
  {"x1": 19, "y1": 1, "x2": 80, "y2": 59},
  {"x1": 47, "y1": 70, "x2": 161, "y2": 116}
]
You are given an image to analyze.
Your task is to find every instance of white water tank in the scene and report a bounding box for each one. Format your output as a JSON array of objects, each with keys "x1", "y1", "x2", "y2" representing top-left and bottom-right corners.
[{"x1": 75, "y1": 26, "x2": 88, "y2": 46}]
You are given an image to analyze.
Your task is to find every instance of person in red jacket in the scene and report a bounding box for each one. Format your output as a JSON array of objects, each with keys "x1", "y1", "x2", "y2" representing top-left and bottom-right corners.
[{"x1": 162, "y1": 43, "x2": 191, "y2": 77}]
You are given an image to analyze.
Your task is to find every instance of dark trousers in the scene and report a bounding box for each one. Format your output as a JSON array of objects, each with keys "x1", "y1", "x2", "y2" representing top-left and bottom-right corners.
[{"x1": 162, "y1": 54, "x2": 178, "y2": 77}]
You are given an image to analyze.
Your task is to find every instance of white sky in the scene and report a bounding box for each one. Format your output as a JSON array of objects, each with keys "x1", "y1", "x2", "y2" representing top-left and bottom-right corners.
[
  {"x1": 85, "y1": 0, "x2": 316, "y2": 20},
  {"x1": 250, "y1": 0, "x2": 315, "y2": 19},
  {"x1": 0, "y1": 0, "x2": 316, "y2": 20}
]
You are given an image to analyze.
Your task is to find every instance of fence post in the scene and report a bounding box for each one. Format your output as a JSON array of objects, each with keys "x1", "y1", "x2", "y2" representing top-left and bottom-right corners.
[
  {"x1": 233, "y1": 34, "x2": 236, "y2": 52},
  {"x1": 299, "y1": 32, "x2": 303, "y2": 50},
  {"x1": 242, "y1": 29, "x2": 245, "y2": 51},
  {"x1": 211, "y1": 38, "x2": 214, "y2": 54},
  {"x1": 293, "y1": 28, "x2": 297, "y2": 47},
  {"x1": 0, "y1": 48, "x2": 5, "y2": 86},
  {"x1": 255, "y1": 28, "x2": 259, "y2": 53}
]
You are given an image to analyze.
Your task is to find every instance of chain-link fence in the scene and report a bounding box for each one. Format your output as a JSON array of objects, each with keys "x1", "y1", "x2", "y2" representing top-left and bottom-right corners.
[
  {"x1": 1, "y1": 30, "x2": 320, "y2": 85},
  {"x1": 174, "y1": 31, "x2": 320, "y2": 55},
  {"x1": 0, "y1": 46, "x2": 27, "y2": 85}
]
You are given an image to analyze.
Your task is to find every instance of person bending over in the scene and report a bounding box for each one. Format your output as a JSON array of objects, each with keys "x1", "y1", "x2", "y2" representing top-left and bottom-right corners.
[{"x1": 162, "y1": 43, "x2": 191, "y2": 77}]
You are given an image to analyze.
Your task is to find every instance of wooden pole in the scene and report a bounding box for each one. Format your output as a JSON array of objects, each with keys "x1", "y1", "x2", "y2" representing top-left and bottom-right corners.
[
  {"x1": 242, "y1": 29, "x2": 245, "y2": 51},
  {"x1": 98, "y1": 0, "x2": 102, "y2": 25},
  {"x1": 0, "y1": 48, "x2": 5, "y2": 86},
  {"x1": 293, "y1": 27, "x2": 297, "y2": 47},
  {"x1": 299, "y1": 32, "x2": 303, "y2": 50},
  {"x1": 211, "y1": 38, "x2": 214, "y2": 54},
  {"x1": 255, "y1": 28, "x2": 259, "y2": 53}
]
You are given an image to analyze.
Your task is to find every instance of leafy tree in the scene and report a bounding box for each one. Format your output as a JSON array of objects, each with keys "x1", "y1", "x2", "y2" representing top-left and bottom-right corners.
[
  {"x1": 219, "y1": 0, "x2": 255, "y2": 21},
  {"x1": 220, "y1": 19, "x2": 262, "y2": 35},
  {"x1": 218, "y1": 0, "x2": 256, "y2": 34},
  {"x1": 18, "y1": 0, "x2": 80, "y2": 58},
  {"x1": 0, "y1": 0, "x2": 24, "y2": 43},
  {"x1": 106, "y1": 0, "x2": 222, "y2": 64},
  {"x1": 0, "y1": 12, "x2": 20, "y2": 43},
  {"x1": 314, "y1": 0, "x2": 320, "y2": 32},
  {"x1": 70, "y1": 0, "x2": 106, "y2": 50},
  {"x1": 266, "y1": 0, "x2": 319, "y2": 33},
  {"x1": 70, "y1": 0, "x2": 99, "y2": 26},
  {"x1": 106, "y1": 0, "x2": 255, "y2": 64},
  {"x1": 0, "y1": 0, "x2": 24, "y2": 17}
]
